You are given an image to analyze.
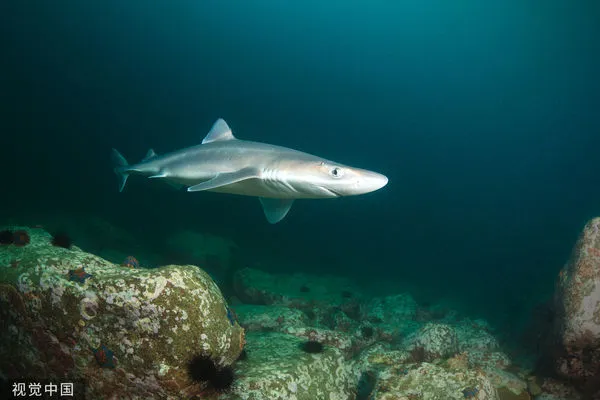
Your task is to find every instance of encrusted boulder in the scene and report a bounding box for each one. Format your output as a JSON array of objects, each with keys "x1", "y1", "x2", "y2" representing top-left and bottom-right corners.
[
  {"x1": 235, "y1": 304, "x2": 309, "y2": 332},
  {"x1": 535, "y1": 377, "x2": 583, "y2": 400},
  {"x1": 220, "y1": 331, "x2": 357, "y2": 400},
  {"x1": 356, "y1": 344, "x2": 511, "y2": 400},
  {"x1": 552, "y1": 217, "x2": 600, "y2": 385},
  {"x1": 408, "y1": 323, "x2": 459, "y2": 362},
  {"x1": 233, "y1": 267, "x2": 362, "y2": 326},
  {"x1": 483, "y1": 368, "x2": 528, "y2": 399},
  {"x1": 467, "y1": 351, "x2": 511, "y2": 371},
  {"x1": 363, "y1": 293, "x2": 418, "y2": 324},
  {"x1": 455, "y1": 319, "x2": 500, "y2": 352},
  {"x1": 371, "y1": 362, "x2": 498, "y2": 400},
  {"x1": 357, "y1": 344, "x2": 412, "y2": 369},
  {"x1": 282, "y1": 326, "x2": 355, "y2": 357},
  {"x1": 362, "y1": 294, "x2": 421, "y2": 344},
  {"x1": 452, "y1": 319, "x2": 510, "y2": 370},
  {"x1": 0, "y1": 227, "x2": 245, "y2": 399}
]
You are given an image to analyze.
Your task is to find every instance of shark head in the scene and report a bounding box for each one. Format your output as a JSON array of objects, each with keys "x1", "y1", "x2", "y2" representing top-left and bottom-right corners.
[{"x1": 275, "y1": 159, "x2": 388, "y2": 198}]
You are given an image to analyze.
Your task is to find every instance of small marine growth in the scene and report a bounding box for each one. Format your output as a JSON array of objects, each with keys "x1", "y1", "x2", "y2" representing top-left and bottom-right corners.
[
  {"x1": 187, "y1": 353, "x2": 235, "y2": 392},
  {"x1": 51, "y1": 232, "x2": 72, "y2": 249},
  {"x1": 300, "y1": 340, "x2": 324, "y2": 354}
]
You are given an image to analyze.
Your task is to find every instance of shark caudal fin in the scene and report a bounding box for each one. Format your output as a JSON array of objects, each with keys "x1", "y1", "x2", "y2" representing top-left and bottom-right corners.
[{"x1": 111, "y1": 148, "x2": 130, "y2": 192}]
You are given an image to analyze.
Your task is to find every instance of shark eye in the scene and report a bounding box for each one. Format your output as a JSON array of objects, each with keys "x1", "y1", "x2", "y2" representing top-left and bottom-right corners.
[{"x1": 329, "y1": 167, "x2": 344, "y2": 178}]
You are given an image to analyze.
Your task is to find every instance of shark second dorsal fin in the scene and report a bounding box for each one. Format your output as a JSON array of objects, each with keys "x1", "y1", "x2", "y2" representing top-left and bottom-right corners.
[
  {"x1": 142, "y1": 149, "x2": 157, "y2": 161},
  {"x1": 202, "y1": 119, "x2": 236, "y2": 144}
]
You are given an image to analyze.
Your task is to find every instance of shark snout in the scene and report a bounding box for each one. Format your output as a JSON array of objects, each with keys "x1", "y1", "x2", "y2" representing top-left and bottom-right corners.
[
  {"x1": 342, "y1": 169, "x2": 388, "y2": 196},
  {"x1": 361, "y1": 171, "x2": 388, "y2": 193}
]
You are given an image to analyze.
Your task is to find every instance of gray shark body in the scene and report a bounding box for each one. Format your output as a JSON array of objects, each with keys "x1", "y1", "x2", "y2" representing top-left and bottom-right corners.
[{"x1": 112, "y1": 119, "x2": 388, "y2": 223}]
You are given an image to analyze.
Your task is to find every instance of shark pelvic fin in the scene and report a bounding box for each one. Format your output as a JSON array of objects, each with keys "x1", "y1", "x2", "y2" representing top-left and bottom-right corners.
[
  {"x1": 187, "y1": 167, "x2": 259, "y2": 192},
  {"x1": 202, "y1": 118, "x2": 236, "y2": 144},
  {"x1": 259, "y1": 198, "x2": 294, "y2": 224},
  {"x1": 143, "y1": 149, "x2": 157, "y2": 161}
]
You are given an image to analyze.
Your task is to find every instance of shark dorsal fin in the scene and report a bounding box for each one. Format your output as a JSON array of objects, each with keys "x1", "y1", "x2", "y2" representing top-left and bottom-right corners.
[
  {"x1": 202, "y1": 119, "x2": 236, "y2": 144},
  {"x1": 142, "y1": 149, "x2": 157, "y2": 161}
]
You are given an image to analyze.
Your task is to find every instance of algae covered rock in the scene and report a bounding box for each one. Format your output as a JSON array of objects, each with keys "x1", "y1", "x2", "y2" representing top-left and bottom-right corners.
[
  {"x1": 221, "y1": 331, "x2": 357, "y2": 400},
  {"x1": 372, "y1": 362, "x2": 498, "y2": 400},
  {"x1": 482, "y1": 367, "x2": 528, "y2": 398},
  {"x1": 233, "y1": 267, "x2": 361, "y2": 307},
  {"x1": 364, "y1": 293, "x2": 418, "y2": 323},
  {"x1": 409, "y1": 322, "x2": 459, "y2": 362},
  {"x1": 363, "y1": 294, "x2": 421, "y2": 343},
  {"x1": 455, "y1": 319, "x2": 500, "y2": 352},
  {"x1": 552, "y1": 217, "x2": 600, "y2": 384},
  {"x1": 0, "y1": 227, "x2": 245, "y2": 399},
  {"x1": 282, "y1": 326, "x2": 355, "y2": 357},
  {"x1": 357, "y1": 344, "x2": 412, "y2": 369},
  {"x1": 235, "y1": 304, "x2": 309, "y2": 332}
]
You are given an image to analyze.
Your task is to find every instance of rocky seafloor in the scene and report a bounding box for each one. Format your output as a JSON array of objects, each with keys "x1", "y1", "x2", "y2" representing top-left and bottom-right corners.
[{"x1": 0, "y1": 217, "x2": 599, "y2": 399}]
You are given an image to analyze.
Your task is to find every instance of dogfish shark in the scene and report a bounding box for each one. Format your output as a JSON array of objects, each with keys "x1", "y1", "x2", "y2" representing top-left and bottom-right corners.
[{"x1": 111, "y1": 119, "x2": 388, "y2": 223}]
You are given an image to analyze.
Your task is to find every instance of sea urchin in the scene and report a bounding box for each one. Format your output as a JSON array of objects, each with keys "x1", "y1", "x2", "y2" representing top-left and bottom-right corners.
[
  {"x1": 12, "y1": 230, "x2": 30, "y2": 246},
  {"x1": 300, "y1": 340, "x2": 324, "y2": 354},
  {"x1": 51, "y1": 232, "x2": 72, "y2": 249},
  {"x1": 187, "y1": 354, "x2": 234, "y2": 392}
]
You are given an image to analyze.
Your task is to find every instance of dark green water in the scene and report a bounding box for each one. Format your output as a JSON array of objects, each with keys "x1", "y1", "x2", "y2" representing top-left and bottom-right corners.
[{"x1": 1, "y1": 1, "x2": 599, "y2": 333}]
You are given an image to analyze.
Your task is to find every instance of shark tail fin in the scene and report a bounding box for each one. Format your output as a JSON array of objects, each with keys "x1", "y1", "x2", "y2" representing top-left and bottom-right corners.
[{"x1": 111, "y1": 148, "x2": 129, "y2": 192}]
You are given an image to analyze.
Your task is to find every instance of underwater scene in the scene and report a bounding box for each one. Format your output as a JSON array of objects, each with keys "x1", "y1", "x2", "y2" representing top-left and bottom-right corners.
[{"x1": 1, "y1": 1, "x2": 600, "y2": 399}]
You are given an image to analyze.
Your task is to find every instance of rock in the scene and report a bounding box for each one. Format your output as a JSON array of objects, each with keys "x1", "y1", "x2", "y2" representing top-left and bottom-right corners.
[
  {"x1": 526, "y1": 377, "x2": 542, "y2": 397},
  {"x1": 455, "y1": 319, "x2": 500, "y2": 352},
  {"x1": 0, "y1": 227, "x2": 245, "y2": 399},
  {"x1": 364, "y1": 293, "x2": 418, "y2": 324},
  {"x1": 446, "y1": 352, "x2": 470, "y2": 371},
  {"x1": 552, "y1": 217, "x2": 600, "y2": 385},
  {"x1": 235, "y1": 305, "x2": 309, "y2": 332},
  {"x1": 220, "y1": 331, "x2": 357, "y2": 400},
  {"x1": 357, "y1": 344, "x2": 412, "y2": 369},
  {"x1": 332, "y1": 308, "x2": 360, "y2": 332},
  {"x1": 232, "y1": 268, "x2": 363, "y2": 326},
  {"x1": 355, "y1": 345, "x2": 501, "y2": 399},
  {"x1": 352, "y1": 323, "x2": 379, "y2": 348},
  {"x1": 371, "y1": 362, "x2": 499, "y2": 400},
  {"x1": 467, "y1": 351, "x2": 512, "y2": 370},
  {"x1": 283, "y1": 326, "x2": 354, "y2": 357},
  {"x1": 483, "y1": 368, "x2": 528, "y2": 398},
  {"x1": 362, "y1": 294, "x2": 421, "y2": 346},
  {"x1": 536, "y1": 378, "x2": 583, "y2": 400},
  {"x1": 409, "y1": 323, "x2": 459, "y2": 362}
]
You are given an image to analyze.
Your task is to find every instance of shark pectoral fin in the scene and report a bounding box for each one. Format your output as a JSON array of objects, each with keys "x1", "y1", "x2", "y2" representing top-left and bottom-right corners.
[
  {"x1": 187, "y1": 167, "x2": 259, "y2": 192},
  {"x1": 148, "y1": 173, "x2": 168, "y2": 178},
  {"x1": 259, "y1": 198, "x2": 295, "y2": 224}
]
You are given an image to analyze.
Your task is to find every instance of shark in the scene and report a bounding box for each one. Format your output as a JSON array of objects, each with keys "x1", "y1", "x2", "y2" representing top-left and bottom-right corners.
[{"x1": 111, "y1": 118, "x2": 388, "y2": 223}]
